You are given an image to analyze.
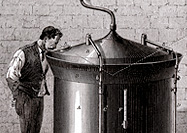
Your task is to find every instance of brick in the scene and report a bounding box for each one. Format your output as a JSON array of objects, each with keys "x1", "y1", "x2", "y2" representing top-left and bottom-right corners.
[
  {"x1": 64, "y1": 5, "x2": 82, "y2": 16},
  {"x1": 22, "y1": 16, "x2": 40, "y2": 28},
  {"x1": 177, "y1": 111, "x2": 187, "y2": 124},
  {"x1": 87, "y1": 15, "x2": 104, "y2": 29},
  {"x1": 72, "y1": 15, "x2": 88, "y2": 29},
  {"x1": 176, "y1": 6, "x2": 187, "y2": 17},
  {"x1": 0, "y1": 41, "x2": 8, "y2": 54},
  {"x1": 159, "y1": 29, "x2": 178, "y2": 43},
  {"x1": 151, "y1": 0, "x2": 168, "y2": 6},
  {"x1": 134, "y1": 16, "x2": 151, "y2": 29},
  {"x1": 176, "y1": 29, "x2": 186, "y2": 42},
  {"x1": 0, "y1": 4, "x2": 32, "y2": 15},
  {"x1": 117, "y1": 0, "x2": 134, "y2": 6},
  {"x1": 14, "y1": 28, "x2": 40, "y2": 41},
  {"x1": 39, "y1": 16, "x2": 61, "y2": 30},
  {"x1": 62, "y1": 28, "x2": 84, "y2": 41},
  {"x1": 0, "y1": 53, "x2": 11, "y2": 65},
  {"x1": 168, "y1": 0, "x2": 186, "y2": 5},
  {"x1": 91, "y1": 0, "x2": 116, "y2": 6},
  {"x1": 178, "y1": 64, "x2": 187, "y2": 77},
  {"x1": 169, "y1": 17, "x2": 187, "y2": 29},
  {"x1": 2, "y1": 41, "x2": 24, "y2": 54},
  {"x1": 177, "y1": 88, "x2": 186, "y2": 100},
  {"x1": 81, "y1": 7, "x2": 94, "y2": 15},
  {"x1": 0, "y1": 18, "x2": 5, "y2": 28},
  {"x1": 115, "y1": 16, "x2": 149, "y2": 29},
  {"x1": 118, "y1": 5, "x2": 143, "y2": 16},
  {"x1": 49, "y1": 5, "x2": 63, "y2": 16},
  {"x1": 18, "y1": 0, "x2": 37, "y2": 5},
  {"x1": 52, "y1": 0, "x2": 70, "y2": 6},
  {"x1": 150, "y1": 16, "x2": 169, "y2": 29},
  {"x1": 53, "y1": 0, "x2": 80, "y2": 6},
  {"x1": 2, "y1": 0, "x2": 19, "y2": 5},
  {"x1": 56, "y1": 16, "x2": 73, "y2": 29},
  {"x1": 0, "y1": 5, "x2": 19, "y2": 15},
  {"x1": 100, "y1": 0, "x2": 116, "y2": 6},
  {"x1": 17, "y1": 5, "x2": 33, "y2": 15},
  {"x1": 159, "y1": 5, "x2": 178, "y2": 17},
  {"x1": 140, "y1": 5, "x2": 159, "y2": 16},
  {"x1": 178, "y1": 76, "x2": 187, "y2": 88},
  {"x1": 0, "y1": 16, "x2": 22, "y2": 28},
  {"x1": 134, "y1": 0, "x2": 151, "y2": 6},
  {"x1": 93, "y1": 10, "x2": 108, "y2": 17},
  {"x1": 35, "y1": 0, "x2": 54, "y2": 5},
  {"x1": 135, "y1": 29, "x2": 159, "y2": 42},
  {"x1": 0, "y1": 28, "x2": 16, "y2": 41},
  {"x1": 165, "y1": 29, "x2": 186, "y2": 48},
  {"x1": 33, "y1": 5, "x2": 50, "y2": 16},
  {"x1": 125, "y1": 16, "x2": 150, "y2": 29},
  {"x1": 103, "y1": 15, "x2": 111, "y2": 29}
]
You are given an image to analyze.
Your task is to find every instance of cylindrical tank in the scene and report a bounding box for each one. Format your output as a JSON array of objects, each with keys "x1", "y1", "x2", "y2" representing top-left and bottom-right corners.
[
  {"x1": 46, "y1": 1, "x2": 182, "y2": 133},
  {"x1": 47, "y1": 31, "x2": 182, "y2": 133}
]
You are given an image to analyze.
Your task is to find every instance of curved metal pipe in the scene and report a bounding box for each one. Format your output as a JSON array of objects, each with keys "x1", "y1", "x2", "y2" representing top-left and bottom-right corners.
[
  {"x1": 141, "y1": 34, "x2": 173, "y2": 53},
  {"x1": 80, "y1": 0, "x2": 116, "y2": 31},
  {"x1": 86, "y1": 33, "x2": 104, "y2": 133}
]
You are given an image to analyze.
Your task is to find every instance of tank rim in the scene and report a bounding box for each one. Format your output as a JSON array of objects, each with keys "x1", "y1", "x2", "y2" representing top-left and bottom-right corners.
[{"x1": 46, "y1": 52, "x2": 182, "y2": 66}]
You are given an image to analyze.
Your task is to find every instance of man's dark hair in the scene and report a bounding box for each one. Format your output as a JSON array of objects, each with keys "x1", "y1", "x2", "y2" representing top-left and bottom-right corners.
[{"x1": 40, "y1": 26, "x2": 62, "y2": 40}]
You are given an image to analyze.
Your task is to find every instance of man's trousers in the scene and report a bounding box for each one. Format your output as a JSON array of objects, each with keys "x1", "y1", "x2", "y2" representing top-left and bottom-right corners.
[{"x1": 15, "y1": 90, "x2": 44, "y2": 133}]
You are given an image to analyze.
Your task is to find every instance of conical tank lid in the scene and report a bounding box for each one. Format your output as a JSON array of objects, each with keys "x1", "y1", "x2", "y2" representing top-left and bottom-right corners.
[{"x1": 47, "y1": 30, "x2": 174, "y2": 65}]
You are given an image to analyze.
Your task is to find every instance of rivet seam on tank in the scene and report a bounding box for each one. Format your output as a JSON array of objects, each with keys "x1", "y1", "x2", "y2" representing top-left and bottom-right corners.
[
  {"x1": 96, "y1": 75, "x2": 99, "y2": 80},
  {"x1": 103, "y1": 105, "x2": 108, "y2": 112},
  {"x1": 118, "y1": 107, "x2": 123, "y2": 112}
]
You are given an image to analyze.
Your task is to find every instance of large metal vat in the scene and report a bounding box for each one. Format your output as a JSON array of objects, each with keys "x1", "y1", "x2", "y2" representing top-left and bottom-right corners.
[{"x1": 46, "y1": 0, "x2": 182, "y2": 133}]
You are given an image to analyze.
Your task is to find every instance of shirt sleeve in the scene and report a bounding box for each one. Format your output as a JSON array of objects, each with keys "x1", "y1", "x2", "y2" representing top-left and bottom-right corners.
[{"x1": 6, "y1": 49, "x2": 25, "y2": 81}]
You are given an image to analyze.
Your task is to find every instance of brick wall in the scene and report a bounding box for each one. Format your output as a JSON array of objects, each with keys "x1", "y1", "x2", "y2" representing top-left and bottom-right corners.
[{"x1": 0, "y1": 0, "x2": 186, "y2": 132}]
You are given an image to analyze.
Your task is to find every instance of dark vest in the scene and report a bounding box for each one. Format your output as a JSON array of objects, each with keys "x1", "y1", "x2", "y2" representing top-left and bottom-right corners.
[{"x1": 19, "y1": 42, "x2": 44, "y2": 91}]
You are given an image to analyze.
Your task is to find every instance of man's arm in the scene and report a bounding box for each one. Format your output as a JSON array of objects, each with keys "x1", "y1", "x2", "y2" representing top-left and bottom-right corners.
[{"x1": 6, "y1": 49, "x2": 25, "y2": 97}]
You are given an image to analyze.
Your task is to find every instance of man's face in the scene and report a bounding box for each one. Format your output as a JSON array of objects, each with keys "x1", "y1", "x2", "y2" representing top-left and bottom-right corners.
[{"x1": 45, "y1": 35, "x2": 61, "y2": 50}]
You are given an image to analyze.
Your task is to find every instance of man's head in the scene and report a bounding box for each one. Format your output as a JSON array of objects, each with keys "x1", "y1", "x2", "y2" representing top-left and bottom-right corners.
[{"x1": 40, "y1": 26, "x2": 63, "y2": 50}]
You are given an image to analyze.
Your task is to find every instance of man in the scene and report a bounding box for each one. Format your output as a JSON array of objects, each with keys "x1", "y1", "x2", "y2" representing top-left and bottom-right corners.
[{"x1": 6, "y1": 26, "x2": 63, "y2": 133}]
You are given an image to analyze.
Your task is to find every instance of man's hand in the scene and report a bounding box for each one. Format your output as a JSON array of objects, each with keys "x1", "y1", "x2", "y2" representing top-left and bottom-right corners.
[
  {"x1": 37, "y1": 79, "x2": 50, "y2": 97},
  {"x1": 6, "y1": 77, "x2": 20, "y2": 98}
]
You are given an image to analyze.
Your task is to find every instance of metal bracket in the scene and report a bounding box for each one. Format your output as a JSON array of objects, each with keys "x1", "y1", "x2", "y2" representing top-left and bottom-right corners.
[{"x1": 141, "y1": 33, "x2": 173, "y2": 54}]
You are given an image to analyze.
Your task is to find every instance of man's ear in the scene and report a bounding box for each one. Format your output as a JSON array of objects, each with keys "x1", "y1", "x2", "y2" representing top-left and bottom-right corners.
[{"x1": 43, "y1": 36, "x2": 48, "y2": 42}]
